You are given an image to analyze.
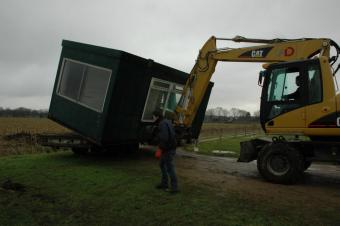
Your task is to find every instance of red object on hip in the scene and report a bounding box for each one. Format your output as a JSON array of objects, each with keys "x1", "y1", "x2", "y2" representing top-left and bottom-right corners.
[{"x1": 155, "y1": 148, "x2": 162, "y2": 159}]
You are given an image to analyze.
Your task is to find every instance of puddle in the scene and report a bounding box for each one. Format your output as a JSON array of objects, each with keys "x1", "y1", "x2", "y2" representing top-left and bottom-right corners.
[{"x1": 1, "y1": 179, "x2": 26, "y2": 192}]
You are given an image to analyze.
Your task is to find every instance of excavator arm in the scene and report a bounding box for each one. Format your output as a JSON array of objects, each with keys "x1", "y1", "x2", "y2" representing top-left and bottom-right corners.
[{"x1": 175, "y1": 36, "x2": 335, "y2": 127}]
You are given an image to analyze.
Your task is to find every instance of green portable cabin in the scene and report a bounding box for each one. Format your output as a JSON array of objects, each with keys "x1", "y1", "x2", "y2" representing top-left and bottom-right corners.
[{"x1": 49, "y1": 40, "x2": 213, "y2": 146}]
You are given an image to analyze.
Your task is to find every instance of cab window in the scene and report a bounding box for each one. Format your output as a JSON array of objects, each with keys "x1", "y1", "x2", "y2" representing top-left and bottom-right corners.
[
  {"x1": 267, "y1": 67, "x2": 301, "y2": 102},
  {"x1": 265, "y1": 67, "x2": 302, "y2": 119},
  {"x1": 308, "y1": 64, "x2": 322, "y2": 104}
]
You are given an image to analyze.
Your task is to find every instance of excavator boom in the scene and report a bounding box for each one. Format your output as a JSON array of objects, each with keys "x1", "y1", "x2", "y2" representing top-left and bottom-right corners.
[{"x1": 175, "y1": 36, "x2": 334, "y2": 127}]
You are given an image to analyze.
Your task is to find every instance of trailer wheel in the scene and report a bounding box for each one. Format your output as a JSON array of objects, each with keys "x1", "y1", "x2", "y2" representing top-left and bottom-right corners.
[{"x1": 257, "y1": 143, "x2": 303, "y2": 184}]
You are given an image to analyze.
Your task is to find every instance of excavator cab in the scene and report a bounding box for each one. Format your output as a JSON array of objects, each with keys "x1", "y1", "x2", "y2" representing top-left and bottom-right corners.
[{"x1": 260, "y1": 58, "x2": 335, "y2": 136}]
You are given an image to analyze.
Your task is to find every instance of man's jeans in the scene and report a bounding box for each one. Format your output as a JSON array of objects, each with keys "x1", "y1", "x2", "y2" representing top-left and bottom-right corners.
[{"x1": 159, "y1": 150, "x2": 178, "y2": 190}]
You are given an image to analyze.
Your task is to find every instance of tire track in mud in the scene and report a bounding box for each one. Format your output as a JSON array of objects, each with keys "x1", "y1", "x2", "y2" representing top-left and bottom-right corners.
[{"x1": 175, "y1": 150, "x2": 340, "y2": 209}]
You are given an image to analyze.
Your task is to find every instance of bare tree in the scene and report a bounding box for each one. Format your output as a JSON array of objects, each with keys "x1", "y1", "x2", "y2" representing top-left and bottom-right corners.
[
  {"x1": 230, "y1": 108, "x2": 239, "y2": 119},
  {"x1": 253, "y1": 110, "x2": 260, "y2": 117}
]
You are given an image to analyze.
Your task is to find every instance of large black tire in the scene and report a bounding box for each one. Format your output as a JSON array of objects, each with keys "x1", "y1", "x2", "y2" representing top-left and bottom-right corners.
[{"x1": 257, "y1": 142, "x2": 304, "y2": 184}]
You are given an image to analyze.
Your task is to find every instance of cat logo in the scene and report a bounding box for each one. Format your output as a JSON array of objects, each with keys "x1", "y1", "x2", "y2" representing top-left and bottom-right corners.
[
  {"x1": 251, "y1": 50, "x2": 264, "y2": 58},
  {"x1": 337, "y1": 117, "x2": 340, "y2": 127},
  {"x1": 239, "y1": 47, "x2": 273, "y2": 58}
]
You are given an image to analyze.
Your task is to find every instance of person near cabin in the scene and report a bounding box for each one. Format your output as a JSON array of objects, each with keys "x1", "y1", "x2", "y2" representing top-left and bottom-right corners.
[
  {"x1": 152, "y1": 109, "x2": 179, "y2": 194},
  {"x1": 284, "y1": 75, "x2": 302, "y2": 100}
]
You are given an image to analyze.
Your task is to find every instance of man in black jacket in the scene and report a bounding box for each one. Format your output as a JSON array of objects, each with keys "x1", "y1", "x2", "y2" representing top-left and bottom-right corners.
[{"x1": 153, "y1": 109, "x2": 179, "y2": 193}]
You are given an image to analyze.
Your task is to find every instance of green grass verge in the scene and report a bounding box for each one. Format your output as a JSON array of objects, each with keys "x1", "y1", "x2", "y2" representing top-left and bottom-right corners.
[
  {"x1": 187, "y1": 135, "x2": 310, "y2": 158},
  {"x1": 185, "y1": 136, "x2": 253, "y2": 158},
  {"x1": 0, "y1": 151, "x2": 337, "y2": 226}
]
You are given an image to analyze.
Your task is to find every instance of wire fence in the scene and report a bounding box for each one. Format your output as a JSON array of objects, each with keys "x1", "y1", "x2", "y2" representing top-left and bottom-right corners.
[{"x1": 199, "y1": 125, "x2": 264, "y2": 143}]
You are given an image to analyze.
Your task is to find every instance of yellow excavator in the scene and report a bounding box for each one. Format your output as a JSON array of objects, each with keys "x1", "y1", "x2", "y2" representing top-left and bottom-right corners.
[{"x1": 175, "y1": 36, "x2": 340, "y2": 184}]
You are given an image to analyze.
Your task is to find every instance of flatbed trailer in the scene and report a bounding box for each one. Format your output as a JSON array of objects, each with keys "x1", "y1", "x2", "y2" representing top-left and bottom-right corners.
[
  {"x1": 37, "y1": 133, "x2": 91, "y2": 149},
  {"x1": 37, "y1": 132, "x2": 98, "y2": 155},
  {"x1": 37, "y1": 132, "x2": 142, "y2": 154}
]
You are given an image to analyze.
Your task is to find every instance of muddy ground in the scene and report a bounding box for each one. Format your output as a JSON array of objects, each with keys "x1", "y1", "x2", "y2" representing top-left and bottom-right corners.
[{"x1": 174, "y1": 149, "x2": 340, "y2": 213}]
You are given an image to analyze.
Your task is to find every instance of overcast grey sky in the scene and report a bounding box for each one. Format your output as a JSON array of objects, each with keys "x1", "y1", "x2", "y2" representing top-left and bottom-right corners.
[{"x1": 1, "y1": 0, "x2": 339, "y2": 113}]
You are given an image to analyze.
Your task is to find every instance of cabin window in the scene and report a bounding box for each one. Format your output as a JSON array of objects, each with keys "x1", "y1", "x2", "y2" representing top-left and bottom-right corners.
[
  {"x1": 308, "y1": 64, "x2": 322, "y2": 104},
  {"x1": 267, "y1": 67, "x2": 301, "y2": 102},
  {"x1": 265, "y1": 66, "x2": 302, "y2": 119},
  {"x1": 142, "y1": 78, "x2": 183, "y2": 121},
  {"x1": 57, "y1": 58, "x2": 111, "y2": 112}
]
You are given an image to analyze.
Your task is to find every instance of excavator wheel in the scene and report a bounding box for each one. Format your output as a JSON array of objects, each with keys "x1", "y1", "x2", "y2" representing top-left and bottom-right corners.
[{"x1": 257, "y1": 142, "x2": 304, "y2": 184}]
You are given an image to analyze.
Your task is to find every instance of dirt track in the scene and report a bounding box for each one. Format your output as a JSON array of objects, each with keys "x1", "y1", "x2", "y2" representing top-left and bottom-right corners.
[{"x1": 175, "y1": 150, "x2": 340, "y2": 212}]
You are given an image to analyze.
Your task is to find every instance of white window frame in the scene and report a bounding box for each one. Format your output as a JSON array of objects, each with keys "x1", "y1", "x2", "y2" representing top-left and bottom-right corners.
[
  {"x1": 56, "y1": 58, "x2": 112, "y2": 113},
  {"x1": 141, "y1": 77, "x2": 183, "y2": 122}
]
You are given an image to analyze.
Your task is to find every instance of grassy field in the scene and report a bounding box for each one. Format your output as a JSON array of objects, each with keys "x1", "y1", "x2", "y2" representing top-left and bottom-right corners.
[
  {"x1": 194, "y1": 123, "x2": 306, "y2": 158},
  {"x1": 199, "y1": 122, "x2": 263, "y2": 139},
  {"x1": 0, "y1": 118, "x2": 262, "y2": 157},
  {"x1": 186, "y1": 136, "x2": 253, "y2": 158},
  {"x1": 0, "y1": 118, "x2": 261, "y2": 138},
  {"x1": 1, "y1": 118, "x2": 338, "y2": 225},
  {"x1": 1, "y1": 151, "x2": 337, "y2": 226},
  {"x1": 0, "y1": 117, "x2": 69, "y2": 135},
  {"x1": 0, "y1": 118, "x2": 69, "y2": 156},
  {"x1": 185, "y1": 122, "x2": 264, "y2": 158}
]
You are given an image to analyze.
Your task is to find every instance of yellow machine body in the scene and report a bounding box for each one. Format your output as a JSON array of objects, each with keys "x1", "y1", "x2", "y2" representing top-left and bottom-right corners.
[{"x1": 175, "y1": 36, "x2": 340, "y2": 140}]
